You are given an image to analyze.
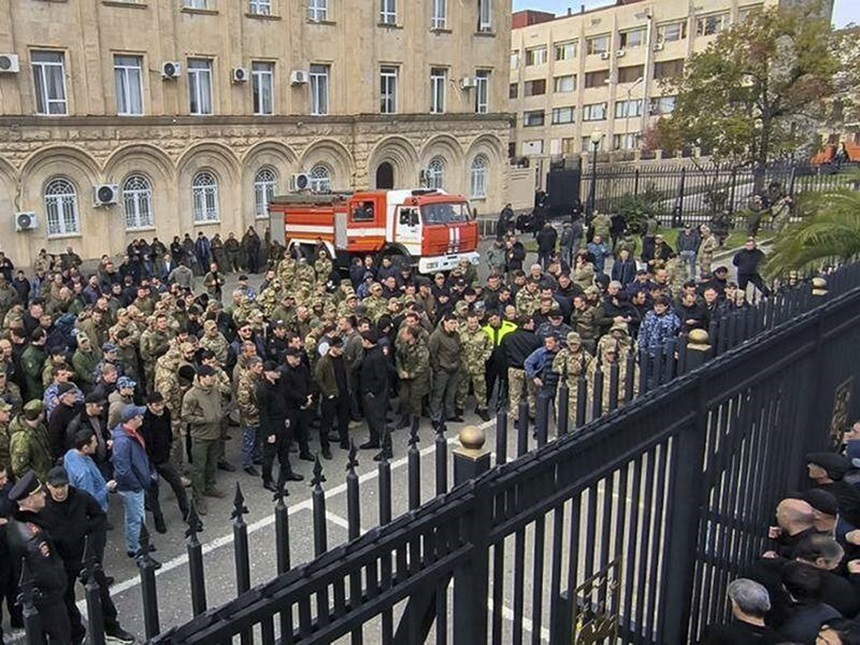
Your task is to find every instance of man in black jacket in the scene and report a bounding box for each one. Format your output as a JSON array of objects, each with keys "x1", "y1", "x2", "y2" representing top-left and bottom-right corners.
[
  {"x1": 65, "y1": 392, "x2": 111, "y2": 479},
  {"x1": 6, "y1": 470, "x2": 71, "y2": 644},
  {"x1": 48, "y1": 382, "x2": 81, "y2": 462},
  {"x1": 0, "y1": 467, "x2": 23, "y2": 643},
  {"x1": 280, "y1": 349, "x2": 317, "y2": 458},
  {"x1": 42, "y1": 466, "x2": 135, "y2": 644},
  {"x1": 258, "y1": 360, "x2": 303, "y2": 492},
  {"x1": 141, "y1": 392, "x2": 190, "y2": 532},
  {"x1": 500, "y1": 316, "x2": 542, "y2": 422},
  {"x1": 733, "y1": 238, "x2": 770, "y2": 298},
  {"x1": 358, "y1": 330, "x2": 391, "y2": 460}
]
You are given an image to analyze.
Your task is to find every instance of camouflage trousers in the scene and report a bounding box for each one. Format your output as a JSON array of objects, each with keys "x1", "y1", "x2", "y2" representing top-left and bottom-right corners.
[
  {"x1": 169, "y1": 420, "x2": 189, "y2": 474},
  {"x1": 456, "y1": 367, "x2": 488, "y2": 411},
  {"x1": 507, "y1": 368, "x2": 536, "y2": 422}
]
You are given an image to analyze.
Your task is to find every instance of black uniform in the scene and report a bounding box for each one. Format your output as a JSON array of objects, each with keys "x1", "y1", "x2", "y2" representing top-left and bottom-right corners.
[
  {"x1": 141, "y1": 407, "x2": 190, "y2": 522},
  {"x1": 359, "y1": 344, "x2": 391, "y2": 449},
  {"x1": 0, "y1": 481, "x2": 23, "y2": 641},
  {"x1": 280, "y1": 361, "x2": 314, "y2": 456},
  {"x1": 257, "y1": 376, "x2": 299, "y2": 485}
]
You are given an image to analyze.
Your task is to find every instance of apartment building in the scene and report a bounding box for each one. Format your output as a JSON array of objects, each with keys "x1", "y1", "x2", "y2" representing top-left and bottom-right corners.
[
  {"x1": 509, "y1": 0, "x2": 802, "y2": 177},
  {"x1": 0, "y1": 0, "x2": 511, "y2": 265}
]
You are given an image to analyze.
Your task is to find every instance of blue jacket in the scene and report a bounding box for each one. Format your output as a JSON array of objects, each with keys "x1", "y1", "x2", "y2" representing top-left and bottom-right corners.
[
  {"x1": 110, "y1": 425, "x2": 154, "y2": 493},
  {"x1": 63, "y1": 449, "x2": 109, "y2": 511}
]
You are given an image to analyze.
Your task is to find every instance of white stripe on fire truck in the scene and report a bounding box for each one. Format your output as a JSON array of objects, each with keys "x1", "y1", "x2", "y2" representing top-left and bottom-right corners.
[
  {"x1": 285, "y1": 225, "x2": 335, "y2": 234},
  {"x1": 348, "y1": 227, "x2": 386, "y2": 236}
]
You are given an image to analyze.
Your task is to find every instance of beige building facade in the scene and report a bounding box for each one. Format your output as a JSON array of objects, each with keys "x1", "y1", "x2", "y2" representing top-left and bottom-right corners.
[
  {"x1": 0, "y1": 0, "x2": 512, "y2": 265},
  {"x1": 509, "y1": 0, "x2": 789, "y2": 180}
]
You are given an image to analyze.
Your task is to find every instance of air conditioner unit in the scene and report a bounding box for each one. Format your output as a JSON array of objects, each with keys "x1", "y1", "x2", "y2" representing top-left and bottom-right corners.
[
  {"x1": 460, "y1": 76, "x2": 477, "y2": 89},
  {"x1": 616, "y1": 49, "x2": 626, "y2": 57},
  {"x1": 290, "y1": 70, "x2": 309, "y2": 85},
  {"x1": 94, "y1": 184, "x2": 119, "y2": 206},
  {"x1": 600, "y1": 52, "x2": 611, "y2": 60},
  {"x1": 653, "y1": 42, "x2": 665, "y2": 52},
  {"x1": 232, "y1": 67, "x2": 248, "y2": 83},
  {"x1": 0, "y1": 54, "x2": 20, "y2": 74},
  {"x1": 290, "y1": 173, "x2": 310, "y2": 191},
  {"x1": 162, "y1": 61, "x2": 181, "y2": 79},
  {"x1": 15, "y1": 212, "x2": 37, "y2": 232}
]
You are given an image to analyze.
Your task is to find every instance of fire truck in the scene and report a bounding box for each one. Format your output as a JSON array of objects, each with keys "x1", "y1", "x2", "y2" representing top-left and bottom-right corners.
[{"x1": 268, "y1": 189, "x2": 480, "y2": 274}]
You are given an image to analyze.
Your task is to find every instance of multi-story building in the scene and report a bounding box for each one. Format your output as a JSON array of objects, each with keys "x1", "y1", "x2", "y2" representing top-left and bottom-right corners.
[
  {"x1": 0, "y1": 0, "x2": 511, "y2": 264},
  {"x1": 509, "y1": 0, "x2": 830, "y2": 180}
]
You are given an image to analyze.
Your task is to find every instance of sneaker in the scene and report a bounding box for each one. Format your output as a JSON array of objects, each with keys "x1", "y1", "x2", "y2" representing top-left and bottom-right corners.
[
  {"x1": 476, "y1": 408, "x2": 491, "y2": 422},
  {"x1": 262, "y1": 480, "x2": 278, "y2": 493},
  {"x1": 203, "y1": 488, "x2": 227, "y2": 499},
  {"x1": 105, "y1": 625, "x2": 136, "y2": 644},
  {"x1": 180, "y1": 476, "x2": 192, "y2": 488},
  {"x1": 194, "y1": 499, "x2": 208, "y2": 516},
  {"x1": 283, "y1": 472, "x2": 304, "y2": 482}
]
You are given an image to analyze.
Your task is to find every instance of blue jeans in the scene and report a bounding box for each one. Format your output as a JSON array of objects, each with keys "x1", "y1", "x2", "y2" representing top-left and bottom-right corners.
[{"x1": 119, "y1": 489, "x2": 145, "y2": 554}]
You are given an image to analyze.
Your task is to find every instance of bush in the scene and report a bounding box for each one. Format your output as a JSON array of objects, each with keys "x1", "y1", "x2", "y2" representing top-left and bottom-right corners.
[{"x1": 613, "y1": 185, "x2": 667, "y2": 235}]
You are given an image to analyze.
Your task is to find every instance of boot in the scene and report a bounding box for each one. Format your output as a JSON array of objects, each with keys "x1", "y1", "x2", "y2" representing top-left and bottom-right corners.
[
  {"x1": 395, "y1": 414, "x2": 410, "y2": 429},
  {"x1": 476, "y1": 407, "x2": 491, "y2": 422},
  {"x1": 154, "y1": 514, "x2": 167, "y2": 534}
]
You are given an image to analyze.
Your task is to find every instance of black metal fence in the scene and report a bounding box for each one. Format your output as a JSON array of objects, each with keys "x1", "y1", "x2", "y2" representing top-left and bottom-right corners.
[
  {"x1": 581, "y1": 160, "x2": 860, "y2": 227},
  {"x1": 19, "y1": 266, "x2": 860, "y2": 644}
]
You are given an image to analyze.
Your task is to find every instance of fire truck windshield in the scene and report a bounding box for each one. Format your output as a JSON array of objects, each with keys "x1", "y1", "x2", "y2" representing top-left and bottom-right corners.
[{"x1": 420, "y1": 202, "x2": 472, "y2": 225}]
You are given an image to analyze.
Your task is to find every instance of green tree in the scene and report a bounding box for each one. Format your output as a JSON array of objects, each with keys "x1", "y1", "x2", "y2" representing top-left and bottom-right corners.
[
  {"x1": 766, "y1": 182, "x2": 860, "y2": 276},
  {"x1": 654, "y1": 5, "x2": 838, "y2": 186}
]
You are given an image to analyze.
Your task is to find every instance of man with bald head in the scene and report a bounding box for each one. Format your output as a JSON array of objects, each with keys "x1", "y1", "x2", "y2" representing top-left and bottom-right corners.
[{"x1": 768, "y1": 498, "x2": 817, "y2": 559}]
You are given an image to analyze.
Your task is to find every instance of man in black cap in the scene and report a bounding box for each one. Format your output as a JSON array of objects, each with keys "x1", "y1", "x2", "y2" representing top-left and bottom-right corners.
[
  {"x1": 111, "y1": 405, "x2": 155, "y2": 557},
  {"x1": 358, "y1": 330, "x2": 392, "y2": 460},
  {"x1": 314, "y1": 335, "x2": 351, "y2": 456},
  {"x1": 807, "y1": 452, "x2": 860, "y2": 528},
  {"x1": 141, "y1": 391, "x2": 190, "y2": 533},
  {"x1": 65, "y1": 391, "x2": 111, "y2": 479},
  {"x1": 47, "y1": 382, "x2": 81, "y2": 462},
  {"x1": 280, "y1": 348, "x2": 317, "y2": 459},
  {"x1": 41, "y1": 466, "x2": 135, "y2": 644},
  {"x1": 258, "y1": 360, "x2": 303, "y2": 492},
  {"x1": 5, "y1": 470, "x2": 70, "y2": 644}
]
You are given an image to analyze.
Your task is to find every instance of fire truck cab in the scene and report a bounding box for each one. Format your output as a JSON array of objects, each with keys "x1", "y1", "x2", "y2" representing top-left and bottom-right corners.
[{"x1": 268, "y1": 189, "x2": 480, "y2": 274}]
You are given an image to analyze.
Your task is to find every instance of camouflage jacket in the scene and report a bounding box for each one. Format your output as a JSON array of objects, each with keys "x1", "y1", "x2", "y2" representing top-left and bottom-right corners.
[{"x1": 236, "y1": 370, "x2": 260, "y2": 427}]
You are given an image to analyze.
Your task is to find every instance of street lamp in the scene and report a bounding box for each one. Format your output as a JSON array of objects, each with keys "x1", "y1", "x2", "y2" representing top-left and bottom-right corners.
[{"x1": 587, "y1": 129, "x2": 603, "y2": 219}]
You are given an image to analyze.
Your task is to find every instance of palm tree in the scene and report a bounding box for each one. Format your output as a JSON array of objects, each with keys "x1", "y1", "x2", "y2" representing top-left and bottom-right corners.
[{"x1": 765, "y1": 182, "x2": 860, "y2": 277}]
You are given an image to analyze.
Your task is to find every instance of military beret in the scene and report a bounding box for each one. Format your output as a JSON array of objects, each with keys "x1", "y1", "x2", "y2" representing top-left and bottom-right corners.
[
  {"x1": 7, "y1": 470, "x2": 42, "y2": 503},
  {"x1": 806, "y1": 452, "x2": 852, "y2": 480},
  {"x1": 22, "y1": 399, "x2": 44, "y2": 419}
]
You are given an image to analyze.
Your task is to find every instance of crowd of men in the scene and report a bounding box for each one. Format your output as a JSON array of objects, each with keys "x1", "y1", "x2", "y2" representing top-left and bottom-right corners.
[
  {"x1": 699, "y1": 426, "x2": 860, "y2": 645},
  {"x1": 0, "y1": 210, "x2": 776, "y2": 644}
]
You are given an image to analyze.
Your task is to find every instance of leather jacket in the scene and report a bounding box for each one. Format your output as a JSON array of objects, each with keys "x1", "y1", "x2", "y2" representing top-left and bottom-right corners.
[{"x1": 6, "y1": 510, "x2": 67, "y2": 608}]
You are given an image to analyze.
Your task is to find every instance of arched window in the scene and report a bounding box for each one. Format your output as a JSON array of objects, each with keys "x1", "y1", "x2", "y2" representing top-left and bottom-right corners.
[
  {"x1": 123, "y1": 174, "x2": 153, "y2": 230},
  {"x1": 192, "y1": 171, "x2": 219, "y2": 222},
  {"x1": 469, "y1": 155, "x2": 488, "y2": 199},
  {"x1": 426, "y1": 156, "x2": 445, "y2": 190},
  {"x1": 44, "y1": 178, "x2": 80, "y2": 236},
  {"x1": 254, "y1": 167, "x2": 278, "y2": 219},
  {"x1": 309, "y1": 164, "x2": 331, "y2": 193}
]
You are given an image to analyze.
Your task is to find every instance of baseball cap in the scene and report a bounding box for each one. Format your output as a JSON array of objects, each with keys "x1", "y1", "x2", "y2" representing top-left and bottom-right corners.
[
  {"x1": 806, "y1": 452, "x2": 852, "y2": 480},
  {"x1": 121, "y1": 405, "x2": 147, "y2": 422},
  {"x1": 117, "y1": 376, "x2": 137, "y2": 390},
  {"x1": 46, "y1": 466, "x2": 69, "y2": 487}
]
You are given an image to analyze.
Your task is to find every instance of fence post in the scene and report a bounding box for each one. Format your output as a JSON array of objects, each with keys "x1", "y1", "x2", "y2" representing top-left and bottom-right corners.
[
  {"x1": 436, "y1": 423, "x2": 448, "y2": 495},
  {"x1": 17, "y1": 559, "x2": 45, "y2": 645},
  {"x1": 453, "y1": 425, "x2": 492, "y2": 486},
  {"x1": 634, "y1": 168, "x2": 640, "y2": 197},
  {"x1": 408, "y1": 417, "x2": 421, "y2": 511},
  {"x1": 231, "y1": 483, "x2": 252, "y2": 645},
  {"x1": 684, "y1": 330, "x2": 711, "y2": 372},
  {"x1": 728, "y1": 168, "x2": 737, "y2": 214},
  {"x1": 661, "y1": 378, "x2": 709, "y2": 644},
  {"x1": 346, "y1": 441, "x2": 361, "y2": 541},
  {"x1": 185, "y1": 505, "x2": 207, "y2": 616},
  {"x1": 80, "y1": 536, "x2": 106, "y2": 645},
  {"x1": 557, "y1": 362, "x2": 570, "y2": 436},
  {"x1": 673, "y1": 167, "x2": 686, "y2": 227},
  {"x1": 311, "y1": 457, "x2": 328, "y2": 557},
  {"x1": 136, "y1": 525, "x2": 161, "y2": 640},
  {"x1": 495, "y1": 382, "x2": 509, "y2": 466}
]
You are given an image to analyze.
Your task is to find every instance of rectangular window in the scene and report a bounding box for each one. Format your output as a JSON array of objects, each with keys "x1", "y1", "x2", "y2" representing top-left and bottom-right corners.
[
  {"x1": 553, "y1": 74, "x2": 576, "y2": 93},
  {"x1": 187, "y1": 58, "x2": 213, "y2": 115},
  {"x1": 696, "y1": 13, "x2": 728, "y2": 36},
  {"x1": 738, "y1": 4, "x2": 763, "y2": 22},
  {"x1": 654, "y1": 59, "x2": 684, "y2": 80},
  {"x1": 509, "y1": 83, "x2": 519, "y2": 99},
  {"x1": 510, "y1": 50, "x2": 520, "y2": 69},
  {"x1": 431, "y1": 0, "x2": 446, "y2": 29},
  {"x1": 524, "y1": 79, "x2": 546, "y2": 97},
  {"x1": 649, "y1": 95, "x2": 676, "y2": 115},
  {"x1": 613, "y1": 133, "x2": 638, "y2": 150},
  {"x1": 554, "y1": 40, "x2": 577, "y2": 61},
  {"x1": 584, "y1": 70, "x2": 609, "y2": 88},
  {"x1": 525, "y1": 47, "x2": 547, "y2": 66},
  {"x1": 380, "y1": 66, "x2": 398, "y2": 114},
  {"x1": 614, "y1": 99, "x2": 642, "y2": 119},
  {"x1": 114, "y1": 54, "x2": 143, "y2": 116},
  {"x1": 582, "y1": 102, "x2": 607, "y2": 121},
  {"x1": 31, "y1": 50, "x2": 67, "y2": 116},
  {"x1": 380, "y1": 0, "x2": 396, "y2": 24},
  {"x1": 251, "y1": 61, "x2": 274, "y2": 115},
  {"x1": 249, "y1": 0, "x2": 271, "y2": 15},
  {"x1": 656, "y1": 20, "x2": 687, "y2": 43},
  {"x1": 308, "y1": 0, "x2": 327, "y2": 21},
  {"x1": 523, "y1": 110, "x2": 545, "y2": 127},
  {"x1": 183, "y1": 0, "x2": 207, "y2": 7},
  {"x1": 586, "y1": 35, "x2": 610, "y2": 56},
  {"x1": 618, "y1": 29, "x2": 645, "y2": 50},
  {"x1": 475, "y1": 69, "x2": 490, "y2": 113},
  {"x1": 309, "y1": 64, "x2": 329, "y2": 115},
  {"x1": 562, "y1": 137, "x2": 576, "y2": 154},
  {"x1": 617, "y1": 65, "x2": 644, "y2": 84},
  {"x1": 551, "y1": 106, "x2": 574, "y2": 125},
  {"x1": 582, "y1": 135, "x2": 603, "y2": 152},
  {"x1": 477, "y1": 0, "x2": 491, "y2": 32},
  {"x1": 430, "y1": 67, "x2": 446, "y2": 113}
]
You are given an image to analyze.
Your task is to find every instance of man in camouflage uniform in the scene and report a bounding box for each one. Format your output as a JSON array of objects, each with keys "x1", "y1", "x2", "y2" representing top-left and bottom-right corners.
[
  {"x1": 552, "y1": 332, "x2": 592, "y2": 430},
  {"x1": 314, "y1": 249, "x2": 333, "y2": 283},
  {"x1": 456, "y1": 313, "x2": 493, "y2": 421},
  {"x1": 0, "y1": 368, "x2": 23, "y2": 414},
  {"x1": 363, "y1": 283, "x2": 388, "y2": 322},
  {"x1": 295, "y1": 258, "x2": 316, "y2": 285},
  {"x1": 199, "y1": 320, "x2": 229, "y2": 365},
  {"x1": 0, "y1": 274, "x2": 20, "y2": 321},
  {"x1": 596, "y1": 321, "x2": 634, "y2": 361},
  {"x1": 154, "y1": 346, "x2": 186, "y2": 471},
  {"x1": 140, "y1": 313, "x2": 173, "y2": 393},
  {"x1": 591, "y1": 211, "x2": 611, "y2": 241},
  {"x1": 0, "y1": 399, "x2": 13, "y2": 471},
  {"x1": 395, "y1": 325, "x2": 430, "y2": 428},
  {"x1": 697, "y1": 225, "x2": 719, "y2": 279},
  {"x1": 236, "y1": 356, "x2": 263, "y2": 476},
  {"x1": 9, "y1": 400, "x2": 52, "y2": 481},
  {"x1": 515, "y1": 277, "x2": 542, "y2": 317},
  {"x1": 586, "y1": 340, "x2": 638, "y2": 421}
]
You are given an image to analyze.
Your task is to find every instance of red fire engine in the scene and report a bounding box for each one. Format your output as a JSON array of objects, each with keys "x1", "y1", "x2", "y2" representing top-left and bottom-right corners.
[{"x1": 268, "y1": 189, "x2": 480, "y2": 274}]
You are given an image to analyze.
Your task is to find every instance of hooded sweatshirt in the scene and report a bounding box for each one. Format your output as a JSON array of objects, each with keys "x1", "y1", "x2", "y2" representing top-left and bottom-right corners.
[{"x1": 181, "y1": 376, "x2": 222, "y2": 440}]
